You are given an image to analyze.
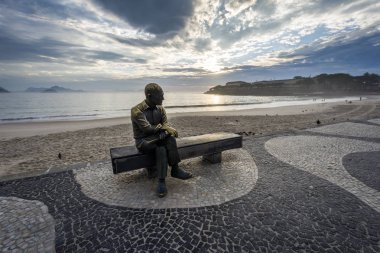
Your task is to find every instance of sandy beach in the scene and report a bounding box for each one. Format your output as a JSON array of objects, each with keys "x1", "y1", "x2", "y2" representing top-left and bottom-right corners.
[{"x1": 1, "y1": 99, "x2": 379, "y2": 180}]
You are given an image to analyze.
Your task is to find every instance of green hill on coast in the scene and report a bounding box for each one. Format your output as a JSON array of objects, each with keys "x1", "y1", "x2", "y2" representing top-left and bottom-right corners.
[{"x1": 205, "y1": 73, "x2": 380, "y2": 96}]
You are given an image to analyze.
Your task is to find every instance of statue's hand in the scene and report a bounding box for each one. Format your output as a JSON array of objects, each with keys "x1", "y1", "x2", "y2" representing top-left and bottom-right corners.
[
  {"x1": 163, "y1": 126, "x2": 178, "y2": 138},
  {"x1": 158, "y1": 131, "x2": 168, "y2": 140}
]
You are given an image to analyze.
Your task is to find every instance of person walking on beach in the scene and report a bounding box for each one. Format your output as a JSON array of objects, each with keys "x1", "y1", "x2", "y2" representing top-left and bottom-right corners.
[{"x1": 131, "y1": 83, "x2": 192, "y2": 197}]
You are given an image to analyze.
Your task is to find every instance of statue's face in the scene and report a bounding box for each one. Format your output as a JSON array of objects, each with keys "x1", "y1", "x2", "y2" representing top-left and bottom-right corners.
[{"x1": 147, "y1": 90, "x2": 164, "y2": 105}]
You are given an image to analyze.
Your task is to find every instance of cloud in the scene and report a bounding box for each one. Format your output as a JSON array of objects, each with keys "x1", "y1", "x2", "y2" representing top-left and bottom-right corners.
[
  {"x1": 108, "y1": 34, "x2": 163, "y2": 47},
  {"x1": 221, "y1": 31, "x2": 380, "y2": 80},
  {"x1": 0, "y1": 28, "x2": 148, "y2": 67},
  {"x1": 0, "y1": 0, "x2": 71, "y2": 19},
  {"x1": 84, "y1": 50, "x2": 125, "y2": 61},
  {"x1": 280, "y1": 31, "x2": 380, "y2": 68},
  {"x1": 0, "y1": 0, "x2": 99, "y2": 24},
  {"x1": 133, "y1": 58, "x2": 148, "y2": 64},
  {"x1": 0, "y1": 32, "x2": 75, "y2": 62},
  {"x1": 1, "y1": 0, "x2": 380, "y2": 90},
  {"x1": 162, "y1": 67, "x2": 209, "y2": 73},
  {"x1": 193, "y1": 38, "x2": 213, "y2": 52},
  {"x1": 92, "y1": 0, "x2": 194, "y2": 37},
  {"x1": 203, "y1": 0, "x2": 281, "y2": 47},
  {"x1": 221, "y1": 65, "x2": 252, "y2": 71},
  {"x1": 82, "y1": 50, "x2": 147, "y2": 63}
]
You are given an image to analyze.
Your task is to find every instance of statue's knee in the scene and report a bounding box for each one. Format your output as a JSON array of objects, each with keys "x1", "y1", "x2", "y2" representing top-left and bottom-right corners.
[{"x1": 166, "y1": 135, "x2": 177, "y2": 145}]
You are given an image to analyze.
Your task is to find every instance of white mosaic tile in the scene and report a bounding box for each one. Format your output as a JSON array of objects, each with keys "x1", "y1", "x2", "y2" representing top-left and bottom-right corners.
[
  {"x1": 307, "y1": 122, "x2": 380, "y2": 138},
  {"x1": 74, "y1": 149, "x2": 257, "y2": 209},
  {"x1": 0, "y1": 197, "x2": 56, "y2": 253},
  {"x1": 265, "y1": 135, "x2": 380, "y2": 213}
]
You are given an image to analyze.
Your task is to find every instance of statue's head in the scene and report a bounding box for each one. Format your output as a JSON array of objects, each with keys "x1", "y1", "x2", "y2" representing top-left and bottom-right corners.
[{"x1": 145, "y1": 83, "x2": 164, "y2": 106}]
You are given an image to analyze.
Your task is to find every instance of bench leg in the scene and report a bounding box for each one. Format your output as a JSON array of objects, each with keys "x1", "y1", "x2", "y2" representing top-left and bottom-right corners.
[{"x1": 203, "y1": 152, "x2": 222, "y2": 163}]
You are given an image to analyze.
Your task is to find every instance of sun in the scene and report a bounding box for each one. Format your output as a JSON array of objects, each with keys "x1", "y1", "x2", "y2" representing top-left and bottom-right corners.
[{"x1": 203, "y1": 57, "x2": 222, "y2": 72}]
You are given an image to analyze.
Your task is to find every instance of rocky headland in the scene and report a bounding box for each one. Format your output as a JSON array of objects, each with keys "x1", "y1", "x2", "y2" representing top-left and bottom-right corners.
[{"x1": 205, "y1": 73, "x2": 380, "y2": 96}]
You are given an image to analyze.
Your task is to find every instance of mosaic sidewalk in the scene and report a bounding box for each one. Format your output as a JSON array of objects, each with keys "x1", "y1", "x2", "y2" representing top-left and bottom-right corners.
[{"x1": 1, "y1": 119, "x2": 380, "y2": 252}]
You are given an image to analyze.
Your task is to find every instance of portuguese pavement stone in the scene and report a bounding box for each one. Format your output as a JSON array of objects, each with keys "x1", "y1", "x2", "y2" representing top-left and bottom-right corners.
[
  {"x1": 0, "y1": 197, "x2": 55, "y2": 253},
  {"x1": 74, "y1": 149, "x2": 257, "y2": 209},
  {"x1": 343, "y1": 151, "x2": 380, "y2": 192},
  {"x1": 306, "y1": 122, "x2": 380, "y2": 138},
  {"x1": 368, "y1": 118, "x2": 380, "y2": 125},
  {"x1": 0, "y1": 120, "x2": 379, "y2": 252},
  {"x1": 265, "y1": 135, "x2": 380, "y2": 212}
]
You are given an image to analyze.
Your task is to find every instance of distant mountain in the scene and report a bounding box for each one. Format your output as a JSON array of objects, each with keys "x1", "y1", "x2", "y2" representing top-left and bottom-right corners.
[
  {"x1": 26, "y1": 86, "x2": 83, "y2": 93},
  {"x1": 205, "y1": 73, "x2": 380, "y2": 96},
  {"x1": 0, "y1": 86, "x2": 10, "y2": 93},
  {"x1": 26, "y1": 87, "x2": 47, "y2": 92}
]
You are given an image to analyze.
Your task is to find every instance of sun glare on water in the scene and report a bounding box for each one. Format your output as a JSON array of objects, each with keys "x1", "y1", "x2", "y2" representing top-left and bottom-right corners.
[{"x1": 210, "y1": 94, "x2": 223, "y2": 104}]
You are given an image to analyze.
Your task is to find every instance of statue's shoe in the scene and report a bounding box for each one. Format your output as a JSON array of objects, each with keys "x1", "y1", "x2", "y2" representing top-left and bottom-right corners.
[
  {"x1": 157, "y1": 180, "x2": 167, "y2": 198},
  {"x1": 171, "y1": 167, "x2": 193, "y2": 180}
]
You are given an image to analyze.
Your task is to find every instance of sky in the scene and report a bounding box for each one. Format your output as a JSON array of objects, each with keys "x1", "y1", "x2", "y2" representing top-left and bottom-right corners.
[{"x1": 0, "y1": 0, "x2": 380, "y2": 91}]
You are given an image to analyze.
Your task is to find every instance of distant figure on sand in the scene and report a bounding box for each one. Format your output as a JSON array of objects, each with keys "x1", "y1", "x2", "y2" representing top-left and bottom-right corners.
[{"x1": 131, "y1": 83, "x2": 192, "y2": 197}]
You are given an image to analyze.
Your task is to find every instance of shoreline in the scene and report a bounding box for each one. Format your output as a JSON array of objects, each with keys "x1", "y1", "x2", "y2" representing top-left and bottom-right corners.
[
  {"x1": 1, "y1": 99, "x2": 379, "y2": 180},
  {"x1": 0, "y1": 100, "x2": 359, "y2": 140}
]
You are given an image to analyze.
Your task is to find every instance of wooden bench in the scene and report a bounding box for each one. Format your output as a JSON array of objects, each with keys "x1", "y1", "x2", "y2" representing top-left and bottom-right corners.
[{"x1": 110, "y1": 132, "x2": 242, "y2": 174}]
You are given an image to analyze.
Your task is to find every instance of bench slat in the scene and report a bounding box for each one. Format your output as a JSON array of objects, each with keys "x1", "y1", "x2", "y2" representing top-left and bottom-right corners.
[
  {"x1": 177, "y1": 132, "x2": 239, "y2": 147},
  {"x1": 111, "y1": 132, "x2": 242, "y2": 174},
  {"x1": 178, "y1": 137, "x2": 241, "y2": 160}
]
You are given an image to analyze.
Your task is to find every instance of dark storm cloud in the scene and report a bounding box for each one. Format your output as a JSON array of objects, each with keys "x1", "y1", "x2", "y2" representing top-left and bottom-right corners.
[{"x1": 92, "y1": 0, "x2": 194, "y2": 37}]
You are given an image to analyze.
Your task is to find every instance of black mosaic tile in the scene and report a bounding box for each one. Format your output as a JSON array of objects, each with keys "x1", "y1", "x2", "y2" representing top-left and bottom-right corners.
[{"x1": 343, "y1": 151, "x2": 380, "y2": 191}]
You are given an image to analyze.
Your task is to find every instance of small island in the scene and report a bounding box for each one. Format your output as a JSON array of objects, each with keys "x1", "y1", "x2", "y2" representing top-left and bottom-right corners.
[
  {"x1": 25, "y1": 86, "x2": 83, "y2": 93},
  {"x1": 205, "y1": 73, "x2": 380, "y2": 96},
  {"x1": 0, "y1": 86, "x2": 10, "y2": 93}
]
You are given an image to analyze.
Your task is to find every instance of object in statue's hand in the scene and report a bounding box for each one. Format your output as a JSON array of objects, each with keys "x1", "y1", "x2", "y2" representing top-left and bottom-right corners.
[{"x1": 162, "y1": 125, "x2": 178, "y2": 138}]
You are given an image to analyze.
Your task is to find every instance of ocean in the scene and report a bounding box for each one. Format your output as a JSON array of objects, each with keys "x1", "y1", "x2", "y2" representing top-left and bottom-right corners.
[{"x1": 0, "y1": 91, "x2": 362, "y2": 123}]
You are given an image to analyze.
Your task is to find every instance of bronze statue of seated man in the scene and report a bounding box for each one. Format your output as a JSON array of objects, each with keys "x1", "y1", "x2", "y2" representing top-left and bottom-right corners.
[{"x1": 131, "y1": 83, "x2": 192, "y2": 198}]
